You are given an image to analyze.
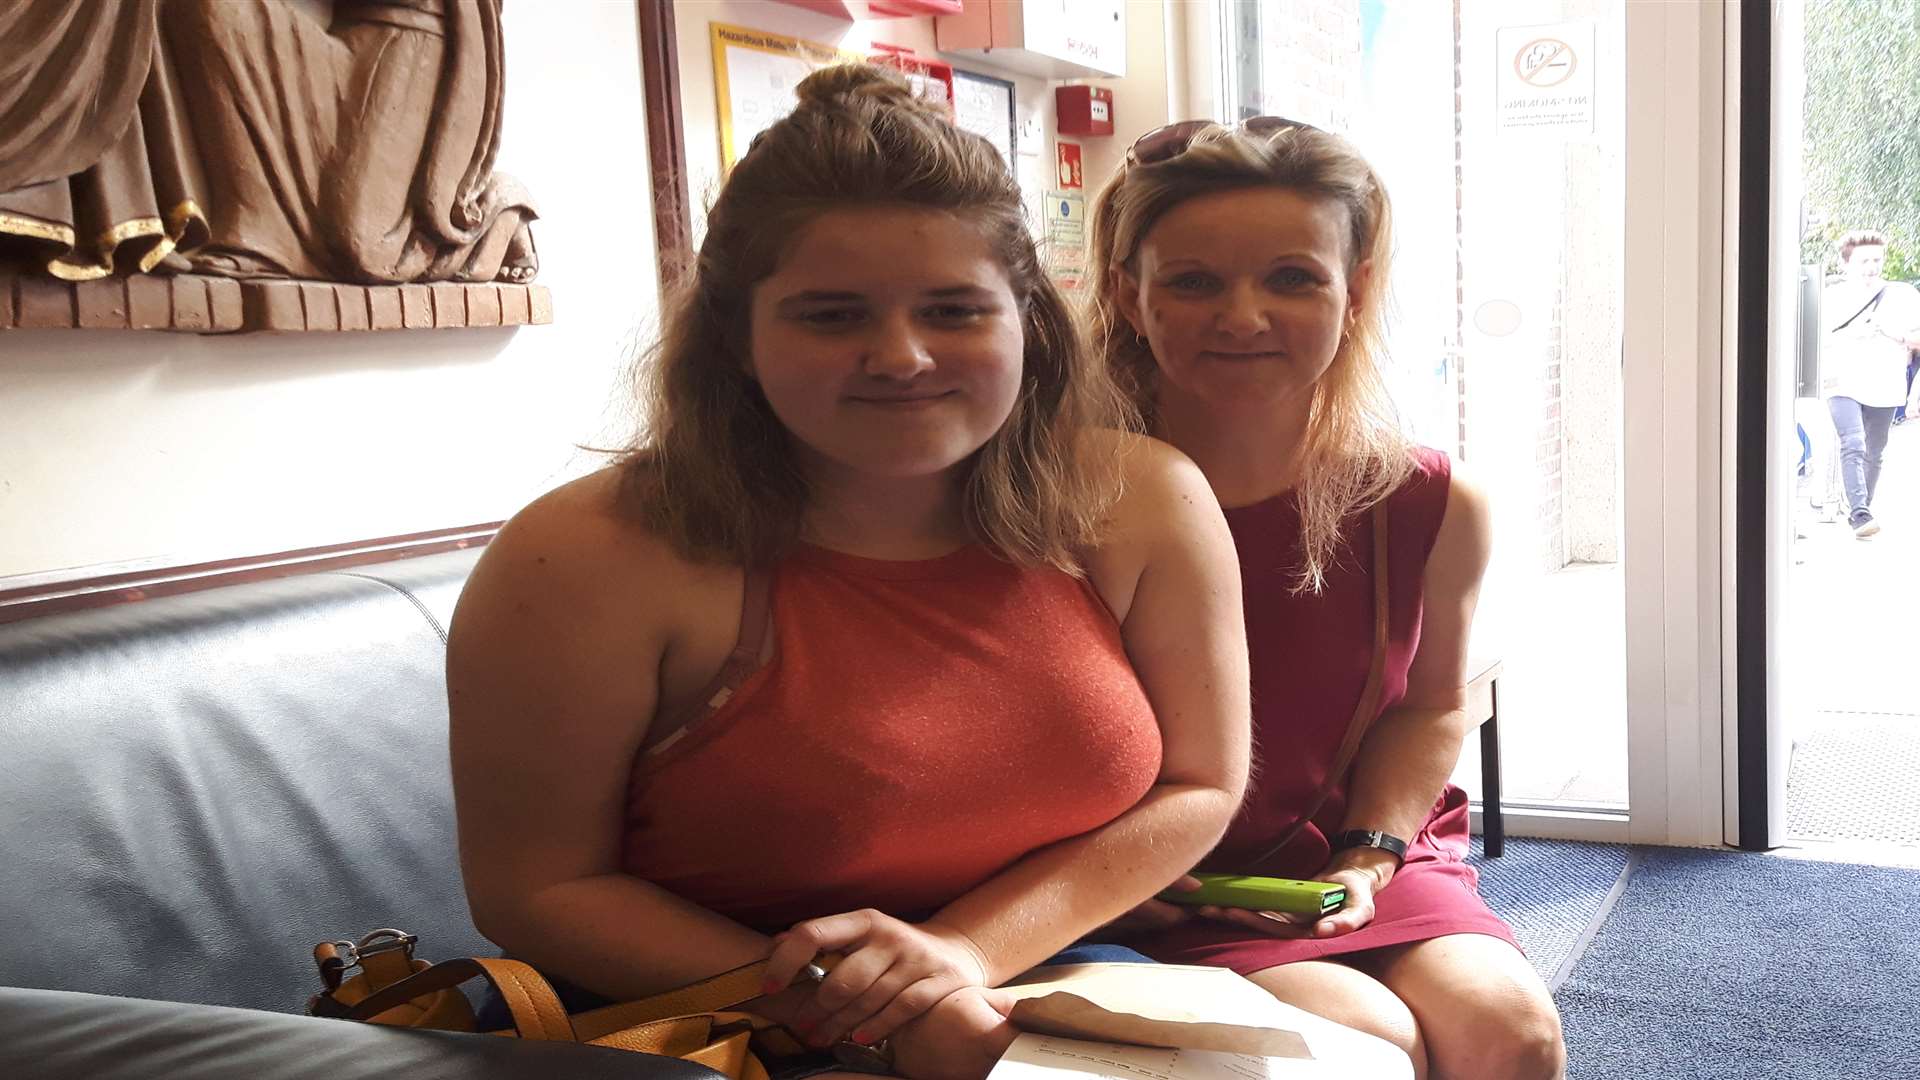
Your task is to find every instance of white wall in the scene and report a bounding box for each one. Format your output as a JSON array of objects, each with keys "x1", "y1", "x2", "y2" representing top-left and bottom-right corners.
[
  {"x1": 1075, "y1": 0, "x2": 1182, "y2": 199},
  {"x1": 0, "y1": 0, "x2": 1188, "y2": 581},
  {"x1": 0, "y1": 3, "x2": 657, "y2": 579}
]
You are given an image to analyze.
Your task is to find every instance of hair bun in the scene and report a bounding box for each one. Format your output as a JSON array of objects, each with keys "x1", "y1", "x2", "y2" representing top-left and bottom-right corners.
[{"x1": 793, "y1": 62, "x2": 938, "y2": 116}]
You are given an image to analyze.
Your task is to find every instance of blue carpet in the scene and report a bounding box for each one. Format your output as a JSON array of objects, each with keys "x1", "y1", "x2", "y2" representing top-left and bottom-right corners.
[
  {"x1": 1555, "y1": 847, "x2": 1920, "y2": 1079},
  {"x1": 1468, "y1": 837, "x2": 1631, "y2": 989}
]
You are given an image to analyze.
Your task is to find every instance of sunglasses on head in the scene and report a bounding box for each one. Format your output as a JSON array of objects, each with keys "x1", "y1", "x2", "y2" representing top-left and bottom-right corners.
[{"x1": 1126, "y1": 115, "x2": 1320, "y2": 166}]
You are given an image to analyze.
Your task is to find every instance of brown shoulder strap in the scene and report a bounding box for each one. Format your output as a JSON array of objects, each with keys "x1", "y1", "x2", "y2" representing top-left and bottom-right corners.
[
  {"x1": 641, "y1": 565, "x2": 774, "y2": 756},
  {"x1": 1240, "y1": 503, "x2": 1391, "y2": 868},
  {"x1": 324, "y1": 952, "x2": 830, "y2": 1041}
]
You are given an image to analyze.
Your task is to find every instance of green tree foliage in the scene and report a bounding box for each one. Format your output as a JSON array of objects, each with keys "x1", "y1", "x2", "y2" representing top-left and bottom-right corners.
[{"x1": 1802, "y1": 0, "x2": 1920, "y2": 275}]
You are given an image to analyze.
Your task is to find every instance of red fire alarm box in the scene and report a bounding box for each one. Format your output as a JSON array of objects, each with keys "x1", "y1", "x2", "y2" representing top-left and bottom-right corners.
[{"x1": 1055, "y1": 85, "x2": 1114, "y2": 137}]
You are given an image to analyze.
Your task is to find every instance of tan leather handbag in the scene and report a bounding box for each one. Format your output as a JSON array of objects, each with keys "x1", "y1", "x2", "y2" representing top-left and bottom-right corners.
[{"x1": 307, "y1": 929, "x2": 812, "y2": 1080}]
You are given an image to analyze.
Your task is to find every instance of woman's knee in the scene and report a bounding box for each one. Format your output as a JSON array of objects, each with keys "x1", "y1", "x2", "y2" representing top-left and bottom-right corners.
[
  {"x1": 1246, "y1": 961, "x2": 1428, "y2": 1076},
  {"x1": 1451, "y1": 993, "x2": 1565, "y2": 1080},
  {"x1": 1361, "y1": 936, "x2": 1562, "y2": 1080}
]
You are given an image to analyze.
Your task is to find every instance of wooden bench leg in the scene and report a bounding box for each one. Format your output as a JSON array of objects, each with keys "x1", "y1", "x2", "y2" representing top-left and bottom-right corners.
[{"x1": 1480, "y1": 679, "x2": 1504, "y2": 857}]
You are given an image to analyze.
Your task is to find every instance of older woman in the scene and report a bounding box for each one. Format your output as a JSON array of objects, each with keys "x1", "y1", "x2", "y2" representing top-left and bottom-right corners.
[{"x1": 1088, "y1": 118, "x2": 1565, "y2": 1080}]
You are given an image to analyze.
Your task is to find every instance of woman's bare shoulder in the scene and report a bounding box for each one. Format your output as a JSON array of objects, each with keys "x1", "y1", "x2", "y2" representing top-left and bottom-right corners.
[
  {"x1": 486, "y1": 466, "x2": 680, "y2": 580},
  {"x1": 1078, "y1": 430, "x2": 1234, "y2": 622},
  {"x1": 1425, "y1": 461, "x2": 1493, "y2": 591},
  {"x1": 1089, "y1": 430, "x2": 1217, "y2": 531},
  {"x1": 453, "y1": 466, "x2": 719, "y2": 661}
]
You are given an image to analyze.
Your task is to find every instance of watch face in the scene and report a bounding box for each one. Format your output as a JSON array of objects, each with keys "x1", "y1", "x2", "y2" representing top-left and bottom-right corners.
[{"x1": 831, "y1": 1040, "x2": 894, "y2": 1074}]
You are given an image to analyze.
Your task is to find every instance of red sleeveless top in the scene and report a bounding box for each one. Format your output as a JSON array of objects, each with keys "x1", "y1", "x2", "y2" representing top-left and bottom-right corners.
[{"x1": 622, "y1": 543, "x2": 1163, "y2": 933}]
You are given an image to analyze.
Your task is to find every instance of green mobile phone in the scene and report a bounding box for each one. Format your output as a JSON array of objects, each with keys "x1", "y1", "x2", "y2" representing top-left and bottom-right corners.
[{"x1": 1158, "y1": 873, "x2": 1348, "y2": 917}]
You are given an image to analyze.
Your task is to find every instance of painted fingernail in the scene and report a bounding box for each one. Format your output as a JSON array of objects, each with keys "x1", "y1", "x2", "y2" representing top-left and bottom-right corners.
[{"x1": 851, "y1": 1030, "x2": 873, "y2": 1045}]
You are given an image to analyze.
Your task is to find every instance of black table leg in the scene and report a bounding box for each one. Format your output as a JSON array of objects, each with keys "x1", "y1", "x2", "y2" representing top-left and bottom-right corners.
[{"x1": 1480, "y1": 680, "x2": 1504, "y2": 857}]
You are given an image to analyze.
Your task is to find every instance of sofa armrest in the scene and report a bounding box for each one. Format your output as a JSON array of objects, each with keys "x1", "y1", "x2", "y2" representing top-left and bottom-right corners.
[{"x1": 0, "y1": 987, "x2": 725, "y2": 1080}]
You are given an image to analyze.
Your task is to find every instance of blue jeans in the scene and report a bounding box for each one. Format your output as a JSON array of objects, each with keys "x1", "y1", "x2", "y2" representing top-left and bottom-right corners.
[{"x1": 1828, "y1": 396, "x2": 1895, "y2": 517}]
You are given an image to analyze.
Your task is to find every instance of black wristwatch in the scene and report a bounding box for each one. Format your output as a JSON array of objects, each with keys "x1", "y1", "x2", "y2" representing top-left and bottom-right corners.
[{"x1": 1331, "y1": 829, "x2": 1409, "y2": 863}]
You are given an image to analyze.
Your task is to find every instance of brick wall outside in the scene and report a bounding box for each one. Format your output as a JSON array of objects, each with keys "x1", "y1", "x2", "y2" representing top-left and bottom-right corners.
[
  {"x1": 1453, "y1": 0, "x2": 1468, "y2": 461},
  {"x1": 1235, "y1": 0, "x2": 1361, "y2": 131},
  {"x1": 1539, "y1": 274, "x2": 1569, "y2": 570},
  {"x1": 1453, "y1": 0, "x2": 1574, "y2": 573}
]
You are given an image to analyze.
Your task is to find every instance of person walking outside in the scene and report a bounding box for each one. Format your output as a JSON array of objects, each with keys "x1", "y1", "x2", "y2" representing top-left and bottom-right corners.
[{"x1": 1821, "y1": 230, "x2": 1920, "y2": 537}]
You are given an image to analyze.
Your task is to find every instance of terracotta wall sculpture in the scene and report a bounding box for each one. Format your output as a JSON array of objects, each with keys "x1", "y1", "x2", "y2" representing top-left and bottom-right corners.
[{"x1": 0, "y1": 0, "x2": 549, "y2": 332}]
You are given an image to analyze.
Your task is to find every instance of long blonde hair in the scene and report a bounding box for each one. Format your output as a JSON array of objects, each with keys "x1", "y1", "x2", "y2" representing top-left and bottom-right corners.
[
  {"x1": 623, "y1": 64, "x2": 1131, "y2": 572},
  {"x1": 1087, "y1": 123, "x2": 1413, "y2": 592}
]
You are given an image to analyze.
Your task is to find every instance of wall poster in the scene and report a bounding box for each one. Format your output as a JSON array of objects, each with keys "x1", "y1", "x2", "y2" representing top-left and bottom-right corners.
[
  {"x1": 952, "y1": 68, "x2": 1017, "y2": 171},
  {"x1": 710, "y1": 23, "x2": 862, "y2": 171},
  {"x1": 1043, "y1": 190, "x2": 1086, "y2": 293}
]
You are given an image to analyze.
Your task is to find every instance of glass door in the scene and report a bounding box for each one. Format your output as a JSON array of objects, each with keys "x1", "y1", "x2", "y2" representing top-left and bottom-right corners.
[
  {"x1": 1758, "y1": 0, "x2": 1920, "y2": 862},
  {"x1": 1212, "y1": 0, "x2": 1632, "y2": 829}
]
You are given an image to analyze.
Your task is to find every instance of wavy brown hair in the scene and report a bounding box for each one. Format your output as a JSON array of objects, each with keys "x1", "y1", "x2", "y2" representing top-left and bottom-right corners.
[
  {"x1": 1087, "y1": 123, "x2": 1413, "y2": 593},
  {"x1": 621, "y1": 64, "x2": 1129, "y2": 573}
]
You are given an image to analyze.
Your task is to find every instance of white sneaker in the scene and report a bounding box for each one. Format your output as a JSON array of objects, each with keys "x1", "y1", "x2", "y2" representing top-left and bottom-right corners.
[{"x1": 1853, "y1": 514, "x2": 1881, "y2": 538}]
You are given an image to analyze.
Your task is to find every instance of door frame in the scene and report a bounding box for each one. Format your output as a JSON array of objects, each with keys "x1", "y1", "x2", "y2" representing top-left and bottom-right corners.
[
  {"x1": 1622, "y1": 0, "x2": 1733, "y2": 848},
  {"x1": 1729, "y1": 0, "x2": 1778, "y2": 850}
]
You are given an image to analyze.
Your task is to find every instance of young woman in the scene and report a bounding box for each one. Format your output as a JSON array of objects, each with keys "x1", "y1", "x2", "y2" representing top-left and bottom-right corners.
[
  {"x1": 447, "y1": 66, "x2": 1250, "y2": 1080},
  {"x1": 1088, "y1": 118, "x2": 1565, "y2": 1080}
]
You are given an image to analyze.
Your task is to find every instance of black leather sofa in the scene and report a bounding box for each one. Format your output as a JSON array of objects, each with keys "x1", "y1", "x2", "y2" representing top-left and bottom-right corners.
[{"x1": 0, "y1": 549, "x2": 718, "y2": 1079}]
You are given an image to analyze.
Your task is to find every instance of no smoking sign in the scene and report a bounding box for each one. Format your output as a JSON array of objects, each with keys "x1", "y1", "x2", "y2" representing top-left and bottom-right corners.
[
  {"x1": 1496, "y1": 21, "x2": 1596, "y2": 137},
  {"x1": 1514, "y1": 37, "x2": 1577, "y2": 87}
]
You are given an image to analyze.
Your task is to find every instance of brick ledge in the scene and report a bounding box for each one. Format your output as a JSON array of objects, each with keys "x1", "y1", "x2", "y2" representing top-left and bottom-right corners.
[{"x1": 0, "y1": 275, "x2": 552, "y2": 333}]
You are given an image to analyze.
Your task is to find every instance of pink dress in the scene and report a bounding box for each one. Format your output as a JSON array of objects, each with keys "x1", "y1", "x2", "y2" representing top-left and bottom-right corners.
[{"x1": 1133, "y1": 448, "x2": 1520, "y2": 972}]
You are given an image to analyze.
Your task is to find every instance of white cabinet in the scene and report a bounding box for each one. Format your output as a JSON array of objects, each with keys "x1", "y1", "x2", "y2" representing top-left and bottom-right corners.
[{"x1": 936, "y1": 0, "x2": 1126, "y2": 80}]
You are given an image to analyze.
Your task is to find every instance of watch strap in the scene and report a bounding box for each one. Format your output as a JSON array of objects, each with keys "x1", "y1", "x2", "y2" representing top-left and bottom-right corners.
[{"x1": 1331, "y1": 828, "x2": 1409, "y2": 862}]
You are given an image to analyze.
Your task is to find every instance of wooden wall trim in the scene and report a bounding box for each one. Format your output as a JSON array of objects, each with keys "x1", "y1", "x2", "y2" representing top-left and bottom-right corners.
[
  {"x1": 637, "y1": 0, "x2": 693, "y2": 288},
  {"x1": 0, "y1": 523, "x2": 501, "y2": 625}
]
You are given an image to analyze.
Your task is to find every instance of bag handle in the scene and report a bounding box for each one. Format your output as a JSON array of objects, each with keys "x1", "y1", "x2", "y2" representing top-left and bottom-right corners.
[
  {"x1": 326, "y1": 953, "x2": 789, "y2": 1037},
  {"x1": 315, "y1": 956, "x2": 574, "y2": 1039},
  {"x1": 1237, "y1": 503, "x2": 1391, "y2": 869}
]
